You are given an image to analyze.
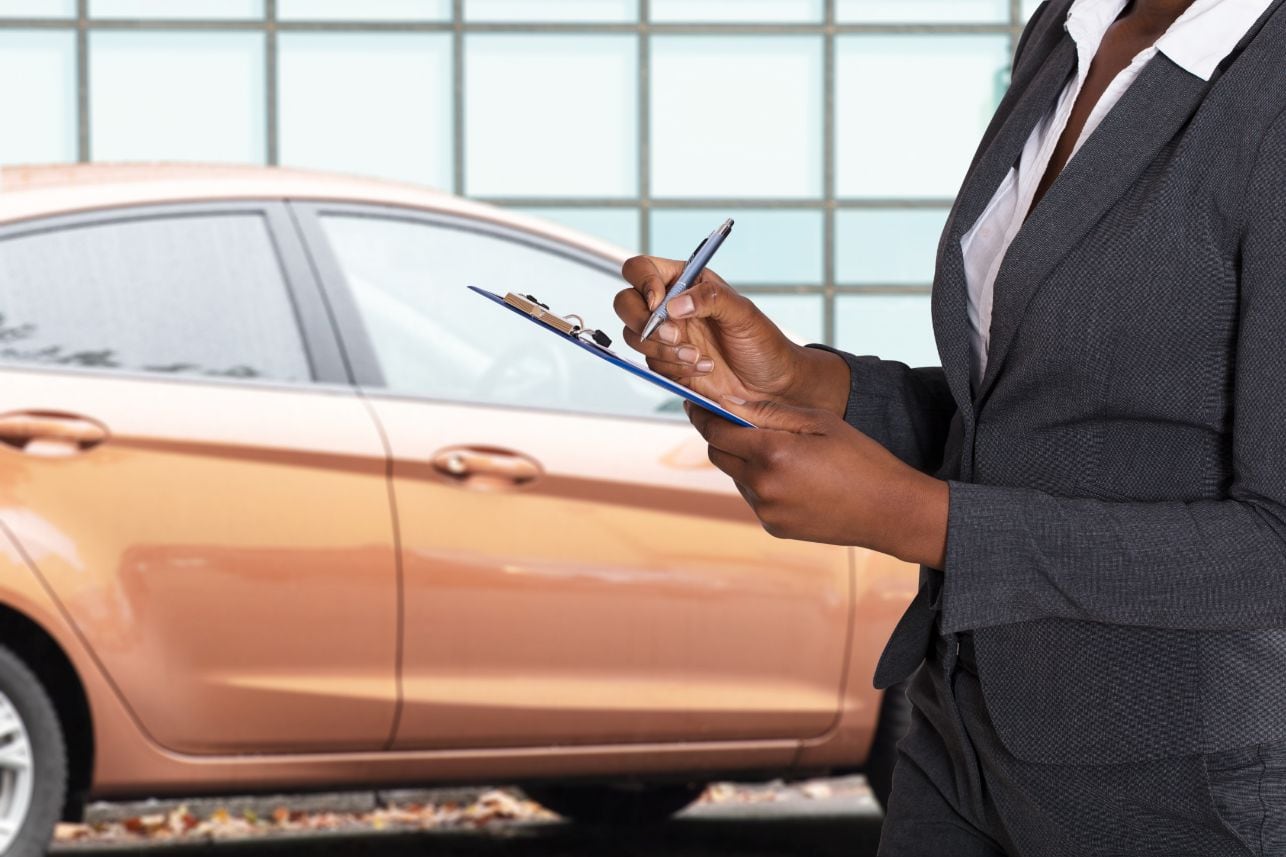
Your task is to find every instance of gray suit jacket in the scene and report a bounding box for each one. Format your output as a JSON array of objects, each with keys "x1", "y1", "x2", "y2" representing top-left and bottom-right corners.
[{"x1": 822, "y1": 0, "x2": 1286, "y2": 765}]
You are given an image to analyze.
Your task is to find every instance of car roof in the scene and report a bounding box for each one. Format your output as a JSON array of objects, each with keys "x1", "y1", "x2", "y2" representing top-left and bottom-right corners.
[{"x1": 0, "y1": 162, "x2": 628, "y2": 263}]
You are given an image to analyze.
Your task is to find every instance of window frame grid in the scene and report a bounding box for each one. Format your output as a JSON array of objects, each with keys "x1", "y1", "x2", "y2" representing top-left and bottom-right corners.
[{"x1": 0, "y1": 0, "x2": 1027, "y2": 347}]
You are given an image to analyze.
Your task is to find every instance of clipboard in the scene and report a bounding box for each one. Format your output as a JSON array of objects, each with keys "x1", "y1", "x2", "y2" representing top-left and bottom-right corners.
[{"x1": 468, "y1": 286, "x2": 755, "y2": 428}]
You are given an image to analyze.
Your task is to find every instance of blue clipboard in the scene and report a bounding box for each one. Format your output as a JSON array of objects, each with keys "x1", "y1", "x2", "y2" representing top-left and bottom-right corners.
[{"x1": 468, "y1": 286, "x2": 755, "y2": 428}]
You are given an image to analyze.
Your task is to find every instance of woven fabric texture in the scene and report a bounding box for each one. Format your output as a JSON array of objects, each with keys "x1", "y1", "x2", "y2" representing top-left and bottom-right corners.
[{"x1": 828, "y1": 0, "x2": 1286, "y2": 765}]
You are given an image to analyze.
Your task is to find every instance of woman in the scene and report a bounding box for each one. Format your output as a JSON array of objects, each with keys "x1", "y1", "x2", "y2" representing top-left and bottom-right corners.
[{"x1": 615, "y1": 0, "x2": 1286, "y2": 854}]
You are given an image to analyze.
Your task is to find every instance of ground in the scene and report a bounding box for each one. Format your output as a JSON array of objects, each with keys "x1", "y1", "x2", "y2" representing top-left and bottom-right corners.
[{"x1": 48, "y1": 776, "x2": 884, "y2": 856}]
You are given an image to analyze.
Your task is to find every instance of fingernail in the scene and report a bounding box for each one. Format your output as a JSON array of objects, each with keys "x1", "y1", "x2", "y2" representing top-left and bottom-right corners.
[
  {"x1": 677, "y1": 345, "x2": 699, "y2": 363},
  {"x1": 669, "y1": 295, "x2": 695, "y2": 318},
  {"x1": 724, "y1": 394, "x2": 746, "y2": 405},
  {"x1": 697, "y1": 359, "x2": 715, "y2": 373},
  {"x1": 658, "y1": 323, "x2": 680, "y2": 344},
  {"x1": 647, "y1": 291, "x2": 660, "y2": 311}
]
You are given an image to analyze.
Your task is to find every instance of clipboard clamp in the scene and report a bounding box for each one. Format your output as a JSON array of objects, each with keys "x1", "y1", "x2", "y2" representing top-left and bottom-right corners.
[{"x1": 503, "y1": 292, "x2": 613, "y2": 348}]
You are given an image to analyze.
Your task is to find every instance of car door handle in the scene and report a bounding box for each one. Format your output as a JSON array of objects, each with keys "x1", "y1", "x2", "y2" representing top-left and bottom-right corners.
[
  {"x1": 0, "y1": 411, "x2": 108, "y2": 457},
  {"x1": 430, "y1": 446, "x2": 542, "y2": 488}
]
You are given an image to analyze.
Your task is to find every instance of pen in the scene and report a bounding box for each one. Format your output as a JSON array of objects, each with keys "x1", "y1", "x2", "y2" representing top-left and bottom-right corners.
[{"x1": 640, "y1": 218, "x2": 734, "y2": 341}]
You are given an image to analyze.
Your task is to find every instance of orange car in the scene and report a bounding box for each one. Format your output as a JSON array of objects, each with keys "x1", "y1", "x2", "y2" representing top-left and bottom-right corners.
[{"x1": 0, "y1": 164, "x2": 917, "y2": 854}]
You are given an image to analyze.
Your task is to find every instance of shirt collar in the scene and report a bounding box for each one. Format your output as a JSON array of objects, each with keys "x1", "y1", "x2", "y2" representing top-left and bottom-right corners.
[
  {"x1": 1154, "y1": 0, "x2": 1273, "y2": 80},
  {"x1": 1064, "y1": 0, "x2": 1129, "y2": 78},
  {"x1": 1063, "y1": 0, "x2": 1272, "y2": 81}
]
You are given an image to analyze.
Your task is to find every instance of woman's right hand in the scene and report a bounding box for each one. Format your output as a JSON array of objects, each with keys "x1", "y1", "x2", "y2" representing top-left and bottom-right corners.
[{"x1": 614, "y1": 255, "x2": 850, "y2": 416}]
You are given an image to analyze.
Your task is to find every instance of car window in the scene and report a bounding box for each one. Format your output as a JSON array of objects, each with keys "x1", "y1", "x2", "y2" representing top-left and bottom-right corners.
[
  {"x1": 320, "y1": 213, "x2": 684, "y2": 421},
  {"x1": 0, "y1": 212, "x2": 310, "y2": 383}
]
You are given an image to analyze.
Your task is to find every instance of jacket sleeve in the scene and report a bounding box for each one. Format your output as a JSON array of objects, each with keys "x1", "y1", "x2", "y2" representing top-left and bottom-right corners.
[
  {"x1": 939, "y1": 111, "x2": 1286, "y2": 634},
  {"x1": 806, "y1": 345, "x2": 957, "y2": 475}
]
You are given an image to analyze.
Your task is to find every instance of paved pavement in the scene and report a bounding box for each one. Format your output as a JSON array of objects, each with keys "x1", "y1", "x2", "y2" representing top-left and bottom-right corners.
[{"x1": 52, "y1": 786, "x2": 885, "y2": 857}]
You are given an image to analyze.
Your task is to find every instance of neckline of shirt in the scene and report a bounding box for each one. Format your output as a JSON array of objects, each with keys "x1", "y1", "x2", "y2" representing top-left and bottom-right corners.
[{"x1": 1063, "y1": 0, "x2": 1274, "y2": 82}]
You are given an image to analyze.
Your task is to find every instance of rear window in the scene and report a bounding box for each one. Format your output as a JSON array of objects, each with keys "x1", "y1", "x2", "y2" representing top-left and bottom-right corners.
[{"x1": 0, "y1": 212, "x2": 310, "y2": 383}]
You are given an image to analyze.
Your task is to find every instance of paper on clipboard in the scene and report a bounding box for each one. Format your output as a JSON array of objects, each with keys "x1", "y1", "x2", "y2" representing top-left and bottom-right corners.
[{"x1": 468, "y1": 286, "x2": 755, "y2": 428}]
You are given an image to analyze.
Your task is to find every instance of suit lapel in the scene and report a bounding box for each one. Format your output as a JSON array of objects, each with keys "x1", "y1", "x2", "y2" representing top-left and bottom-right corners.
[
  {"x1": 932, "y1": 35, "x2": 1078, "y2": 423},
  {"x1": 975, "y1": 56, "x2": 1210, "y2": 405},
  {"x1": 953, "y1": 36, "x2": 1078, "y2": 243}
]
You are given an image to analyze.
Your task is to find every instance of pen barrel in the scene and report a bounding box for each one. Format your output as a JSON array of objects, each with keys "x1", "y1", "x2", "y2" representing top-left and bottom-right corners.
[
  {"x1": 642, "y1": 219, "x2": 732, "y2": 339},
  {"x1": 653, "y1": 278, "x2": 694, "y2": 322},
  {"x1": 656, "y1": 232, "x2": 726, "y2": 314}
]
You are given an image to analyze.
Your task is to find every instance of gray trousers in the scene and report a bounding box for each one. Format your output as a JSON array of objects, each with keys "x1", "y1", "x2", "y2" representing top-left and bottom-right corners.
[{"x1": 877, "y1": 631, "x2": 1286, "y2": 857}]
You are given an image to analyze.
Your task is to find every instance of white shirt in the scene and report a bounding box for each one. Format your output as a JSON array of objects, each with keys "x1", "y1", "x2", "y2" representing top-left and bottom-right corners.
[{"x1": 960, "y1": 0, "x2": 1272, "y2": 388}]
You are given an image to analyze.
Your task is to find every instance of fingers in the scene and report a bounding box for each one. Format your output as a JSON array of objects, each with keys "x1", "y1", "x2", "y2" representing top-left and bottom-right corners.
[
  {"x1": 730, "y1": 477, "x2": 758, "y2": 509},
  {"x1": 708, "y1": 446, "x2": 750, "y2": 484},
  {"x1": 614, "y1": 285, "x2": 683, "y2": 345},
  {"x1": 613, "y1": 286, "x2": 650, "y2": 334},
  {"x1": 620, "y1": 255, "x2": 762, "y2": 338},
  {"x1": 661, "y1": 270, "x2": 759, "y2": 332},
  {"x1": 685, "y1": 403, "x2": 752, "y2": 477},
  {"x1": 621, "y1": 255, "x2": 686, "y2": 313},
  {"x1": 623, "y1": 326, "x2": 715, "y2": 373},
  {"x1": 698, "y1": 423, "x2": 755, "y2": 502},
  {"x1": 689, "y1": 397, "x2": 828, "y2": 444},
  {"x1": 685, "y1": 403, "x2": 766, "y2": 507},
  {"x1": 687, "y1": 401, "x2": 761, "y2": 458},
  {"x1": 645, "y1": 357, "x2": 715, "y2": 381},
  {"x1": 723, "y1": 398, "x2": 829, "y2": 435}
]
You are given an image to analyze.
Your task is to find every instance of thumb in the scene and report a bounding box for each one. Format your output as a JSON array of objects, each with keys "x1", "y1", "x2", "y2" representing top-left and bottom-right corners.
[
  {"x1": 725, "y1": 397, "x2": 826, "y2": 434},
  {"x1": 666, "y1": 272, "x2": 761, "y2": 332}
]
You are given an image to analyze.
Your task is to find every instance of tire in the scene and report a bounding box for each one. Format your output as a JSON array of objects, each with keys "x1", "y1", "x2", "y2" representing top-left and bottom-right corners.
[
  {"x1": 0, "y1": 644, "x2": 67, "y2": 857},
  {"x1": 865, "y1": 680, "x2": 911, "y2": 811},
  {"x1": 524, "y1": 782, "x2": 706, "y2": 826}
]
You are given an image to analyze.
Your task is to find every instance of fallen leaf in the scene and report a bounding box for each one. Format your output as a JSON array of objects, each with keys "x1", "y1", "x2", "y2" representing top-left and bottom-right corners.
[
  {"x1": 53, "y1": 822, "x2": 92, "y2": 841},
  {"x1": 801, "y1": 782, "x2": 833, "y2": 800}
]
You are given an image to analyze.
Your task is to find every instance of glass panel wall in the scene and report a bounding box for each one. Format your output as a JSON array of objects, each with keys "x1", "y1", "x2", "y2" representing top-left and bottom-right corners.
[
  {"x1": 89, "y1": 31, "x2": 266, "y2": 163},
  {"x1": 0, "y1": 0, "x2": 73, "y2": 16},
  {"x1": 465, "y1": 34, "x2": 638, "y2": 197},
  {"x1": 650, "y1": 36, "x2": 823, "y2": 199},
  {"x1": 278, "y1": 32, "x2": 452, "y2": 186},
  {"x1": 0, "y1": 30, "x2": 76, "y2": 164},
  {"x1": 0, "y1": 1, "x2": 1035, "y2": 356}
]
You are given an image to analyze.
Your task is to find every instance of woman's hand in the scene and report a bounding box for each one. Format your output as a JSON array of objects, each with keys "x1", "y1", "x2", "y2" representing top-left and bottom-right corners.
[
  {"x1": 686, "y1": 398, "x2": 949, "y2": 568},
  {"x1": 615, "y1": 256, "x2": 850, "y2": 416}
]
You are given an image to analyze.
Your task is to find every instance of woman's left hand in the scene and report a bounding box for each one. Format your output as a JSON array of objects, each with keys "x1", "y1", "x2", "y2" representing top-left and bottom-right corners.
[{"x1": 686, "y1": 399, "x2": 950, "y2": 568}]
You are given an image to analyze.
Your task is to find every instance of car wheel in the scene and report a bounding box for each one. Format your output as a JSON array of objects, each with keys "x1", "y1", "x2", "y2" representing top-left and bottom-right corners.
[
  {"x1": 865, "y1": 680, "x2": 911, "y2": 811},
  {"x1": 0, "y1": 645, "x2": 67, "y2": 857},
  {"x1": 524, "y1": 782, "x2": 706, "y2": 826}
]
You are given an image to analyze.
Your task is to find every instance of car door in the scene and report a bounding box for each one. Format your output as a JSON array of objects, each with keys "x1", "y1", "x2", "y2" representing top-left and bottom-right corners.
[
  {"x1": 0, "y1": 203, "x2": 399, "y2": 754},
  {"x1": 295, "y1": 203, "x2": 852, "y2": 751}
]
